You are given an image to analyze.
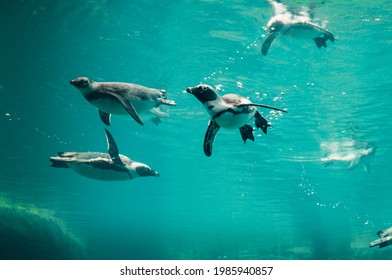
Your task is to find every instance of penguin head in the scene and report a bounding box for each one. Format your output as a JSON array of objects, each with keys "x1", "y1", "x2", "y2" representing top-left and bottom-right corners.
[
  {"x1": 134, "y1": 164, "x2": 159, "y2": 178},
  {"x1": 267, "y1": 17, "x2": 284, "y2": 33},
  {"x1": 70, "y1": 77, "x2": 93, "y2": 89},
  {"x1": 186, "y1": 84, "x2": 218, "y2": 104}
]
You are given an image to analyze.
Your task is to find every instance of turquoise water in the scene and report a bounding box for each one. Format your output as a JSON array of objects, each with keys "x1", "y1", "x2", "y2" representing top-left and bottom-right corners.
[{"x1": 1, "y1": 0, "x2": 391, "y2": 260}]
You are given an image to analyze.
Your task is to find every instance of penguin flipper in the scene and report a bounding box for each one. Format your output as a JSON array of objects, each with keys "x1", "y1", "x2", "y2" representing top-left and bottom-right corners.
[
  {"x1": 237, "y1": 103, "x2": 287, "y2": 113},
  {"x1": 254, "y1": 111, "x2": 272, "y2": 134},
  {"x1": 363, "y1": 162, "x2": 371, "y2": 173},
  {"x1": 107, "y1": 92, "x2": 144, "y2": 125},
  {"x1": 99, "y1": 110, "x2": 111, "y2": 126},
  {"x1": 261, "y1": 32, "x2": 278, "y2": 55},
  {"x1": 239, "y1": 124, "x2": 255, "y2": 143},
  {"x1": 204, "y1": 120, "x2": 220, "y2": 157},
  {"x1": 104, "y1": 129, "x2": 123, "y2": 165},
  {"x1": 348, "y1": 157, "x2": 360, "y2": 170}
]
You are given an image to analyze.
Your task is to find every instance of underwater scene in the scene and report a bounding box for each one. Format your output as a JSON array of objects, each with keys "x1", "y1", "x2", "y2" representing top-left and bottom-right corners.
[{"x1": 1, "y1": 0, "x2": 391, "y2": 260}]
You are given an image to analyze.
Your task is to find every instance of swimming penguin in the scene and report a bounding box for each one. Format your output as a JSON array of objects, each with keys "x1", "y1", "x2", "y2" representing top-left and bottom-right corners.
[
  {"x1": 321, "y1": 141, "x2": 376, "y2": 173},
  {"x1": 369, "y1": 227, "x2": 392, "y2": 248},
  {"x1": 50, "y1": 129, "x2": 159, "y2": 181},
  {"x1": 262, "y1": 0, "x2": 335, "y2": 55},
  {"x1": 186, "y1": 84, "x2": 287, "y2": 157},
  {"x1": 70, "y1": 77, "x2": 177, "y2": 126}
]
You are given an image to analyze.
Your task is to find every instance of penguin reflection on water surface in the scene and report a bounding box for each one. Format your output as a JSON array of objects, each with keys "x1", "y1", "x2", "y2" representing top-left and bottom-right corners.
[
  {"x1": 186, "y1": 84, "x2": 287, "y2": 157},
  {"x1": 70, "y1": 77, "x2": 177, "y2": 126},
  {"x1": 50, "y1": 129, "x2": 159, "y2": 181},
  {"x1": 262, "y1": 0, "x2": 335, "y2": 55}
]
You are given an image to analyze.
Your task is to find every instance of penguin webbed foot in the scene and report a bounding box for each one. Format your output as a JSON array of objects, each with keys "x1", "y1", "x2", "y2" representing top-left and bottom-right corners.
[
  {"x1": 314, "y1": 37, "x2": 328, "y2": 49},
  {"x1": 239, "y1": 125, "x2": 255, "y2": 143},
  {"x1": 254, "y1": 111, "x2": 272, "y2": 134}
]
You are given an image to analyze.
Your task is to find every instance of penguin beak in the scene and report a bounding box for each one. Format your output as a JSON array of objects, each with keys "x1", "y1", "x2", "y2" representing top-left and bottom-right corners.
[
  {"x1": 70, "y1": 79, "x2": 75, "y2": 85},
  {"x1": 186, "y1": 87, "x2": 193, "y2": 94}
]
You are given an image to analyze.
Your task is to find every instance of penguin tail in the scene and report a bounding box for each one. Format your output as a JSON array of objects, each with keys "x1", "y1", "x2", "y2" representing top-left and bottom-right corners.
[
  {"x1": 50, "y1": 157, "x2": 69, "y2": 168},
  {"x1": 324, "y1": 32, "x2": 335, "y2": 43}
]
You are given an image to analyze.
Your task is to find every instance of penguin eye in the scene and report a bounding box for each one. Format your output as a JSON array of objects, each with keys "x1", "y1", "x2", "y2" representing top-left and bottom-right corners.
[
  {"x1": 202, "y1": 86, "x2": 208, "y2": 91},
  {"x1": 81, "y1": 79, "x2": 89, "y2": 87}
]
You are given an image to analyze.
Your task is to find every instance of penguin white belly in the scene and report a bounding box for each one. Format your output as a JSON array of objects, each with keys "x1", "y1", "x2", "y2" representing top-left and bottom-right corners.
[
  {"x1": 91, "y1": 98, "x2": 157, "y2": 115},
  {"x1": 90, "y1": 98, "x2": 126, "y2": 114},
  {"x1": 215, "y1": 111, "x2": 255, "y2": 128},
  {"x1": 130, "y1": 99, "x2": 158, "y2": 114},
  {"x1": 283, "y1": 23, "x2": 324, "y2": 39},
  {"x1": 67, "y1": 162, "x2": 130, "y2": 181}
]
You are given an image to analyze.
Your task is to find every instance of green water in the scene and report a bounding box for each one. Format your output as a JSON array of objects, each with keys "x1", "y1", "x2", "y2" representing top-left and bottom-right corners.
[{"x1": 0, "y1": 0, "x2": 391, "y2": 259}]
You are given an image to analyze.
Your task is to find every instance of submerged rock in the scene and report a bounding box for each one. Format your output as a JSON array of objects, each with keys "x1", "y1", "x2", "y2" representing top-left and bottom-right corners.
[{"x1": 0, "y1": 200, "x2": 84, "y2": 259}]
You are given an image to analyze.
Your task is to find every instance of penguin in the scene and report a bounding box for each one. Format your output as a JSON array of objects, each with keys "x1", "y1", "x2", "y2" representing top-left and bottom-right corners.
[
  {"x1": 321, "y1": 141, "x2": 376, "y2": 173},
  {"x1": 186, "y1": 84, "x2": 287, "y2": 157},
  {"x1": 262, "y1": 0, "x2": 335, "y2": 55},
  {"x1": 50, "y1": 129, "x2": 159, "y2": 181},
  {"x1": 70, "y1": 77, "x2": 177, "y2": 126},
  {"x1": 369, "y1": 227, "x2": 392, "y2": 248}
]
